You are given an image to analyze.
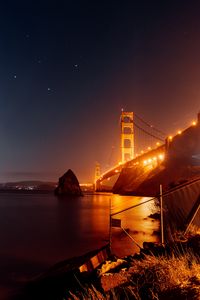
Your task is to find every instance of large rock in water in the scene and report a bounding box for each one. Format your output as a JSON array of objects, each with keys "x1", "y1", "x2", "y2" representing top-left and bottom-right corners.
[{"x1": 55, "y1": 169, "x2": 83, "y2": 196}]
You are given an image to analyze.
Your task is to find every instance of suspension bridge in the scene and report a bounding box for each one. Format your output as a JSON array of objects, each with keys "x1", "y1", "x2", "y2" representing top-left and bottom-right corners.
[{"x1": 95, "y1": 110, "x2": 200, "y2": 192}]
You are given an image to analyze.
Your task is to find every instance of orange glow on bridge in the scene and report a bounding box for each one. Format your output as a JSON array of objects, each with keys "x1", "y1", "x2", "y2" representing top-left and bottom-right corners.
[{"x1": 95, "y1": 112, "x2": 199, "y2": 191}]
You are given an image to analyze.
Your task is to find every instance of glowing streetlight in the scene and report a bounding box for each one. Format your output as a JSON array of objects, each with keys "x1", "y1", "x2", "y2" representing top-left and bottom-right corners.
[{"x1": 158, "y1": 154, "x2": 164, "y2": 160}]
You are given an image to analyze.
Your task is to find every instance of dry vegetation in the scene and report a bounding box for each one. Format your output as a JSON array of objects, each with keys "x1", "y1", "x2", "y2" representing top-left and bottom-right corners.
[{"x1": 67, "y1": 244, "x2": 200, "y2": 300}]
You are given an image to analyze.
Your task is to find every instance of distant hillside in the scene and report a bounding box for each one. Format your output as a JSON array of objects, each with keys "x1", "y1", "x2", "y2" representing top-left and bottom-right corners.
[{"x1": 0, "y1": 180, "x2": 57, "y2": 191}]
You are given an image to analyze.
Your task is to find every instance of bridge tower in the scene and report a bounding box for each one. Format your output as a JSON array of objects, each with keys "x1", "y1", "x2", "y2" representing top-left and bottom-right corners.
[
  {"x1": 94, "y1": 162, "x2": 101, "y2": 189},
  {"x1": 121, "y1": 111, "x2": 134, "y2": 163}
]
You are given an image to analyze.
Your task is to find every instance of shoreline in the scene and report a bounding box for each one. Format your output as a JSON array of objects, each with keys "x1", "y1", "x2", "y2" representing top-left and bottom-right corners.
[{"x1": 13, "y1": 234, "x2": 200, "y2": 300}]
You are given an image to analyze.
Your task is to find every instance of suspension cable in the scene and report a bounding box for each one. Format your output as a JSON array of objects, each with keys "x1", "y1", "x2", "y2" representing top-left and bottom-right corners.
[
  {"x1": 134, "y1": 113, "x2": 166, "y2": 137},
  {"x1": 134, "y1": 122, "x2": 165, "y2": 142}
]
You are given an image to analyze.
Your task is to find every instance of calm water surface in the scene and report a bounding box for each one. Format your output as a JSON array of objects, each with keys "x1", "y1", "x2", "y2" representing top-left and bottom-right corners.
[{"x1": 0, "y1": 192, "x2": 159, "y2": 299}]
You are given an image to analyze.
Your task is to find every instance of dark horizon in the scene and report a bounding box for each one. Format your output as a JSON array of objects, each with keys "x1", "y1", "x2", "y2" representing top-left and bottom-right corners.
[{"x1": 1, "y1": 1, "x2": 200, "y2": 183}]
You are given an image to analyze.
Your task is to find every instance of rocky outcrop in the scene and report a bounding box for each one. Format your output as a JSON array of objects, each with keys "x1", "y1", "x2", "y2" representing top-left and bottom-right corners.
[{"x1": 55, "y1": 169, "x2": 83, "y2": 196}]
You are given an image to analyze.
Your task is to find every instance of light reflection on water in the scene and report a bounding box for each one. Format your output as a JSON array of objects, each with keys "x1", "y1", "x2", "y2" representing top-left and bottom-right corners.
[
  {"x1": 111, "y1": 195, "x2": 159, "y2": 256},
  {"x1": 0, "y1": 192, "x2": 159, "y2": 299}
]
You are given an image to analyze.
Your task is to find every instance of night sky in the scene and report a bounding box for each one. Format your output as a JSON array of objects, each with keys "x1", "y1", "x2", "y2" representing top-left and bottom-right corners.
[{"x1": 1, "y1": 0, "x2": 200, "y2": 183}]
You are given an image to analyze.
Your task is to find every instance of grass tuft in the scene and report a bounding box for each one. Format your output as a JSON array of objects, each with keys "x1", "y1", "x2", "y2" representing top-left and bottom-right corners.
[{"x1": 67, "y1": 250, "x2": 200, "y2": 299}]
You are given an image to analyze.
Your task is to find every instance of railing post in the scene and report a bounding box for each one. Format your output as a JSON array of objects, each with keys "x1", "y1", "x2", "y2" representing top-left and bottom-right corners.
[
  {"x1": 160, "y1": 184, "x2": 164, "y2": 244},
  {"x1": 109, "y1": 197, "x2": 112, "y2": 252}
]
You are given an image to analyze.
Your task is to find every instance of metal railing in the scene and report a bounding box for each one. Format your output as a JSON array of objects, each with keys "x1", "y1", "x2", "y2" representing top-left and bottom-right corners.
[{"x1": 109, "y1": 177, "x2": 200, "y2": 251}]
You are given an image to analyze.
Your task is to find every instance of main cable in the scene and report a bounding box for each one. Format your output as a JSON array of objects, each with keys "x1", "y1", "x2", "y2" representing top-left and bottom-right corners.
[
  {"x1": 134, "y1": 122, "x2": 165, "y2": 142},
  {"x1": 134, "y1": 113, "x2": 166, "y2": 137}
]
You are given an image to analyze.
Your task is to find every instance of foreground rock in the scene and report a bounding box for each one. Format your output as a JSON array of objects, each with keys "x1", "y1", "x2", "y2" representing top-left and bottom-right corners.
[{"x1": 54, "y1": 169, "x2": 83, "y2": 196}]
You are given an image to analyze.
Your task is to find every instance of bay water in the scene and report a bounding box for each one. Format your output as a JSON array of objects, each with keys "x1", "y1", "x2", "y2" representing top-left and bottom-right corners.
[{"x1": 0, "y1": 192, "x2": 159, "y2": 299}]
